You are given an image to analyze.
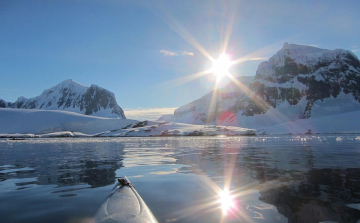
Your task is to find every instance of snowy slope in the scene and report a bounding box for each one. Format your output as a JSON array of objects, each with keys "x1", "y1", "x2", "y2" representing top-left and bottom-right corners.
[
  {"x1": 160, "y1": 43, "x2": 360, "y2": 134},
  {"x1": 159, "y1": 76, "x2": 255, "y2": 124},
  {"x1": 261, "y1": 110, "x2": 360, "y2": 134},
  {"x1": 0, "y1": 79, "x2": 126, "y2": 118},
  {"x1": 0, "y1": 108, "x2": 255, "y2": 137},
  {"x1": 0, "y1": 108, "x2": 135, "y2": 135}
]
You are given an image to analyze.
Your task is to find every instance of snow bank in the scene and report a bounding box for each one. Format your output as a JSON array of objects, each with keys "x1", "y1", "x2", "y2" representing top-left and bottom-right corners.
[
  {"x1": 0, "y1": 108, "x2": 256, "y2": 138},
  {"x1": 0, "y1": 108, "x2": 137, "y2": 135},
  {"x1": 2, "y1": 107, "x2": 358, "y2": 136},
  {"x1": 100, "y1": 121, "x2": 255, "y2": 137},
  {"x1": 261, "y1": 110, "x2": 360, "y2": 134}
]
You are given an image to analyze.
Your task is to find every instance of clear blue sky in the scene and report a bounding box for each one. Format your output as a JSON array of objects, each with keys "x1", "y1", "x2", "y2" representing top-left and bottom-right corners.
[{"x1": 1, "y1": 0, "x2": 360, "y2": 113}]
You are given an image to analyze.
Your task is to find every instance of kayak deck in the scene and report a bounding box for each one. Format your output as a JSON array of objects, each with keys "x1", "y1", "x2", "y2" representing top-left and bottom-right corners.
[{"x1": 94, "y1": 176, "x2": 158, "y2": 223}]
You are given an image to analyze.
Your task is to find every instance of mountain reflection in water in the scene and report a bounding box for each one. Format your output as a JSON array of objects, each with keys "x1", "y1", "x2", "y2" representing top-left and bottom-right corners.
[
  {"x1": 0, "y1": 136, "x2": 360, "y2": 223},
  {"x1": 170, "y1": 136, "x2": 360, "y2": 223},
  {"x1": 0, "y1": 140, "x2": 125, "y2": 188}
]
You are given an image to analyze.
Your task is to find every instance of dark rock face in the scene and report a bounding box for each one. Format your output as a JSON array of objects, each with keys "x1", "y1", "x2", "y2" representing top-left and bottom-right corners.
[
  {"x1": 1, "y1": 80, "x2": 126, "y2": 118},
  {"x1": 0, "y1": 99, "x2": 7, "y2": 108},
  {"x1": 82, "y1": 84, "x2": 124, "y2": 117}
]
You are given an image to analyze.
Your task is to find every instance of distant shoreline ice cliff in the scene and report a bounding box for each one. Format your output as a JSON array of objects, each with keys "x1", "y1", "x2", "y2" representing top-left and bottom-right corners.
[
  {"x1": 0, "y1": 79, "x2": 126, "y2": 119},
  {"x1": 159, "y1": 43, "x2": 360, "y2": 134}
]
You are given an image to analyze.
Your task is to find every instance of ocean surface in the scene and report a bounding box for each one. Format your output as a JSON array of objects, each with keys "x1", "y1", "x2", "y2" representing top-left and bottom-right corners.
[{"x1": 1, "y1": 135, "x2": 360, "y2": 223}]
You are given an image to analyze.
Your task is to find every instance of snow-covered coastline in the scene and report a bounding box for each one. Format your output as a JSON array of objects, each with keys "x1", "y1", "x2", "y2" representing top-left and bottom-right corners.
[
  {"x1": 258, "y1": 109, "x2": 360, "y2": 135},
  {"x1": 0, "y1": 108, "x2": 256, "y2": 138},
  {"x1": 1, "y1": 107, "x2": 360, "y2": 138}
]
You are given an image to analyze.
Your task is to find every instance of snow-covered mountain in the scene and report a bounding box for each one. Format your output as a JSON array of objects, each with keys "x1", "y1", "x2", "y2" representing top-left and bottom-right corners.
[
  {"x1": 159, "y1": 75, "x2": 255, "y2": 124},
  {"x1": 0, "y1": 79, "x2": 126, "y2": 118},
  {"x1": 160, "y1": 43, "x2": 360, "y2": 133}
]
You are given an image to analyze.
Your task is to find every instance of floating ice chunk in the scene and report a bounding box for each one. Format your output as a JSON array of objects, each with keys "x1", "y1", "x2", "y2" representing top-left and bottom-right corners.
[{"x1": 336, "y1": 137, "x2": 343, "y2": 141}]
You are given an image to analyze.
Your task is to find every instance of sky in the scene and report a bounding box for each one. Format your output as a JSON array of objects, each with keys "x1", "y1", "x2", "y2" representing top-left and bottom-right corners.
[{"x1": 1, "y1": 0, "x2": 360, "y2": 120}]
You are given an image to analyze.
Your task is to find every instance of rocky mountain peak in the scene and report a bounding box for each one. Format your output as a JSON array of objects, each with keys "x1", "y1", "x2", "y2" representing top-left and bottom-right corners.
[
  {"x1": 255, "y1": 44, "x2": 359, "y2": 83},
  {"x1": 1, "y1": 80, "x2": 126, "y2": 118},
  {"x1": 245, "y1": 44, "x2": 360, "y2": 118}
]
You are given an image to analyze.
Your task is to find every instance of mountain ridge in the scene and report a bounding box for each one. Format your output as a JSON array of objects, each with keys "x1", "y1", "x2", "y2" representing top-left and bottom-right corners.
[
  {"x1": 0, "y1": 79, "x2": 126, "y2": 118},
  {"x1": 159, "y1": 43, "x2": 360, "y2": 133}
]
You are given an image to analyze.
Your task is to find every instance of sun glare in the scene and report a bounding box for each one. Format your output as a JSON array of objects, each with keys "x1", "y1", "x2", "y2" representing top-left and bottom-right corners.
[
  {"x1": 209, "y1": 54, "x2": 233, "y2": 81},
  {"x1": 219, "y1": 189, "x2": 235, "y2": 215}
]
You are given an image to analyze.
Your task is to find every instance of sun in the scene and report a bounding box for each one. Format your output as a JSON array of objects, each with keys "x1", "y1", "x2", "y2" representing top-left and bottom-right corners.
[{"x1": 208, "y1": 54, "x2": 233, "y2": 81}]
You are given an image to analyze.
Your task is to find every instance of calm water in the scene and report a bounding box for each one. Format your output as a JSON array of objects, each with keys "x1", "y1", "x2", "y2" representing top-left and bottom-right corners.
[{"x1": 1, "y1": 135, "x2": 360, "y2": 223}]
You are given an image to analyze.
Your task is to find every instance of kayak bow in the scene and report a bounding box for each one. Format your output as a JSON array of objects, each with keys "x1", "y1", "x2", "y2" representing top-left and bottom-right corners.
[{"x1": 94, "y1": 176, "x2": 158, "y2": 223}]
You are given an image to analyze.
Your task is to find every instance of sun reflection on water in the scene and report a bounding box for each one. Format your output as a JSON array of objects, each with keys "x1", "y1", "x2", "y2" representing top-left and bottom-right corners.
[{"x1": 219, "y1": 189, "x2": 235, "y2": 215}]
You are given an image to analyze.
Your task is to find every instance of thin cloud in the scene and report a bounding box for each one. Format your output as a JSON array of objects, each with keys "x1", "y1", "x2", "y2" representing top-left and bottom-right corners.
[
  {"x1": 160, "y1": 50, "x2": 194, "y2": 56},
  {"x1": 160, "y1": 50, "x2": 178, "y2": 56},
  {"x1": 352, "y1": 49, "x2": 359, "y2": 52},
  {"x1": 181, "y1": 51, "x2": 194, "y2": 56},
  {"x1": 123, "y1": 107, "x2": 177, "y2": 121}
]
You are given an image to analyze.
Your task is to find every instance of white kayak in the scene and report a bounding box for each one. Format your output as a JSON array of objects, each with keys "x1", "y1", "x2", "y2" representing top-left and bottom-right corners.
[{"x1": 94, "y1": 176, "x2": 158, "y2": 223}]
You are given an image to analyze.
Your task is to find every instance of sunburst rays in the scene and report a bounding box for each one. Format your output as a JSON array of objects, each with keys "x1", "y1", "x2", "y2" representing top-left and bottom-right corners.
[
  {"x1": 149, "y1": 1, "x2": 214, "y2": 62},
  {"x1": 147, "y1": 2, "x2": 290, "y2": 222},
  {"x1": 163, "y1": 144, "x2": 270, "y2": 223},
  {"x1": 149, "y1": 1, "x2": 276, "y2": 124},
  {"x1": 206, "y1": 53, "x2": 234, "y2": 82}
]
